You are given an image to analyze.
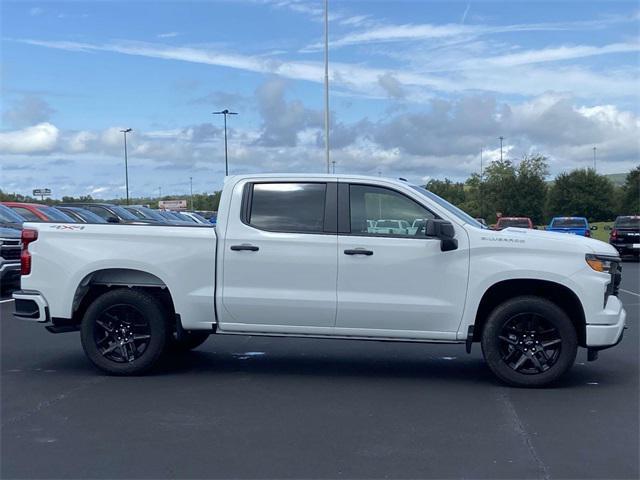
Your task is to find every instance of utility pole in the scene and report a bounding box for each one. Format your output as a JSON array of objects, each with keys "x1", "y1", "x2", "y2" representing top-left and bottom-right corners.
[
  {"x1": 120, "y1": 128, "x2": 132, "y2": 205},
  {"x1": 593, "y1": 146, "x2": 597, "y2": 171},
  {"x1": 499, "y1": 136, "x2": 504, "y2": 162},
  {"x1": 213, "y1": 109, "x2": 238, "y2": 176},
  {"x1": 332, "y1": 160, "x2": 336, "y2": 174},
  {"x1": 323, "y1": 0, "x2": 330, "y2": 173},
  {"x1": 189, "y1": 176, "x2": 194, "y2": 210},
  {"x1": 158, "y1": 186, "x2": 162, "y2": 199}
]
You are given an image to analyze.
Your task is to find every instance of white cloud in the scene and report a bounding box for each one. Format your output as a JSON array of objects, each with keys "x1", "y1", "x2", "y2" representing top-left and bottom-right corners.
[
  {"x1": 0, "y1": 123, "x2": 59, "y2": 154},
  {"x1": 157, "y1": 32, "x2": 179, "y2": 38},
  {"x1": 29, "y1": 7, "x2": 44, "y2": 16}
]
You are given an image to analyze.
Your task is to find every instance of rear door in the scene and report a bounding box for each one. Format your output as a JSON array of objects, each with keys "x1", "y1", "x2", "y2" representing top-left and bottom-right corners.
[
  {"x1": 219, "y1": 181, "x2": 338, "y2": 333},
  {"x1": 335, "y1": 182, "x2": 469, "y2": 337}
]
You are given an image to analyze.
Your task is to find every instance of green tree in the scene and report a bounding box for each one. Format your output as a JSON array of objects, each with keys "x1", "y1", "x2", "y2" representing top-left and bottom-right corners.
[
  {"x1": 619, "y1": 166, "x2": 640, "y2": 214},
  {"x1": 425, "y1": 178, "x2": 466, "y2": 206},
  {"x1": 546, "y1": 169, "x2": 616, "y2": 221},
  {"x1": 512, "y1": 155, "x2": 549, "y2": 224}
]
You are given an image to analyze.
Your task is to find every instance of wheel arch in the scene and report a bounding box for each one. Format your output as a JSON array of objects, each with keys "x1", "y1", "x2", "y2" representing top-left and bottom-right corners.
[
  {"x1": 67, "y1": 268, "x2": 177, "y2": 328},
  {"x1": 472, "y1": 279, "x2": 586, "y2": 346}
]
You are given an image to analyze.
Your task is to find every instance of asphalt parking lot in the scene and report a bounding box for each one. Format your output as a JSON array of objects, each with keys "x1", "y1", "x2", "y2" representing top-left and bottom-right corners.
[{"x1": 1, "y1": 263, "x2": 638, "y2": 479}]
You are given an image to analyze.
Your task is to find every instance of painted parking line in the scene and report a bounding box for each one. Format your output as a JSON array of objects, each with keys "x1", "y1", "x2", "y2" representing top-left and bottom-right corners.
[
  {"x1": 0, "y1": 299, "x2": 15, "y2": 304},
  {"x1": 620, "y1": 289, "x2": 640, "y2": 298}
]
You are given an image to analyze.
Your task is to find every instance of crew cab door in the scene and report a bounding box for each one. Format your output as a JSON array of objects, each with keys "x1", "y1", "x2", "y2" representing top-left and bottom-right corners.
[
  {"x1": 335, "y1": 183, "x2": 469, "y2": 338},
  {"x1": 218, "y1": 181, "x2": 338, "y2": 333}
]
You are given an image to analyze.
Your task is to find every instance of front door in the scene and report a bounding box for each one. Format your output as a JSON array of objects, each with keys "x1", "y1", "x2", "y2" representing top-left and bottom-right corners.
[
  {"x1": 336, "y1": 183, "x2": 469, "y2": 337},
  {"x1": 219, "y1": 181, "x2": 338, "y2": 333}
]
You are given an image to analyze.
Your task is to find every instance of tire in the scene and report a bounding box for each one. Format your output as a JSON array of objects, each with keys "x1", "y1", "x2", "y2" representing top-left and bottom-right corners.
[
  {"x1": 481, "y1": 296, "x2": 578, "y2": 387},
  {"x1": 168, "y1": 331, "x2": 210, "y2": 353},
  {"x1": 80, "y1": 289, "x2": 168, "y2": 375}
]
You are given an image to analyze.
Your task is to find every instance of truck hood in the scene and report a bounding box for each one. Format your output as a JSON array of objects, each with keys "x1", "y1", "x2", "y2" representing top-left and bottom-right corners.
[{"x1": 484, "y1": 226, "x2": 618, "y2": 256}]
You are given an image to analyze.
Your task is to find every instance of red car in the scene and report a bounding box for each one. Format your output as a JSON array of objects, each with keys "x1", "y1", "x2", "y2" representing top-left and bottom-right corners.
[
  {"x1": 493, "y1": 216, "x2": 534, "y2": 230},
  {"x1": 1, "y1": 202, "x2": 76, "y2": 223}
]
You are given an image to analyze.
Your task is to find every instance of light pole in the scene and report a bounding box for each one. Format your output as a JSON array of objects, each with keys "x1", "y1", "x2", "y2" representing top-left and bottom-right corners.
[
  {"x1": 593, "y1": 146, "x2": 597, "y2": 171},
  {"x1": 499, "y1": 136, "x2": 504, "y2": 162},
  {"x1": 480, "y1": 147, "x2": 484, "y2": 218},
  {"x1": 213, "y1": 109, "x2": 238, "y2": 176},
  {"x1": 158, "y1": 186, "x2": 162, "y2": 200},
  {"x1": 324, "y1": 0, "x2": 330, "y2": 174},
  {"x1": 120, "y1": 128, "x2": 132, "y2": 204},
  {"x1": 190, "y1": 176, "x2": 194, "y2": 210}
]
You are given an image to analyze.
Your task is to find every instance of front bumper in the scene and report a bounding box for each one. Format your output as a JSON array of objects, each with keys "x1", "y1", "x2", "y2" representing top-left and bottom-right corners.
[
  {"x1": 585, "y1": 295, "x2": 626, "y2": 347},
  {"x1": 12, "y1": 290, "x2": 50, "y2": 323}
]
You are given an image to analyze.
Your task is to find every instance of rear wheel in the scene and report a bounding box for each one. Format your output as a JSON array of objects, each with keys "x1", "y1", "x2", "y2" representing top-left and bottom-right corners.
[
  {"x1": 81, "y1": 289, "x2": 168, "y2": 375},
  {"x1": 481, "y1": 296, "x2": 578, "y2": 387}
]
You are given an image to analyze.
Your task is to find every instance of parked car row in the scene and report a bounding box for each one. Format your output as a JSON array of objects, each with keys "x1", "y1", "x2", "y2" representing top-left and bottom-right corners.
[{"x1": 0, "y1": 201, "x2": 214, "y2": 227}]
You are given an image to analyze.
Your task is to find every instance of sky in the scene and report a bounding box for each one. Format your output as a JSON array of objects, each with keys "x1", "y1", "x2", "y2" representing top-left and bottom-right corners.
[{"x1": 1, "y1": 0, "x2": 639, "y2": 200}]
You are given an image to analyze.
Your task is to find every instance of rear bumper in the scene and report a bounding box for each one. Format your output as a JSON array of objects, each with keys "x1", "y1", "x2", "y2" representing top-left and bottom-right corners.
[
  {"x1": 0, "y1": 261, "x2": 20, "y2": 284},
  {"x1": 585, "y1": 296, "x2": 626, "y2": 347},
  {"x1": 610, "y1": 242, "x2": 640, "y2": 254},
  {"x1": 12, "y1": 290, "x2": 50, "y2": 323}
]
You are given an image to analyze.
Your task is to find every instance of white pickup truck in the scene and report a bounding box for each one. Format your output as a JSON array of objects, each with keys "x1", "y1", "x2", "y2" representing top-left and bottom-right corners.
[{"x1": 13, "y1": 174, "x2": 626, "y2": 386}]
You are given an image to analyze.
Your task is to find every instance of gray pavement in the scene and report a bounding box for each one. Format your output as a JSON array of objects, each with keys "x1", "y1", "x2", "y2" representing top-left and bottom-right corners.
[{"x1": 1, "y1": 263, "x2": 638, "y2": 479}]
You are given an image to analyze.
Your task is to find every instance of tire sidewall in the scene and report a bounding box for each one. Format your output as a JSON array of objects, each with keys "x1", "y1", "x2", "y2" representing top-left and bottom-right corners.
[
  {"x1": 481, "y1": 296, "x2": 578, "y2": 387},
  {"x1": 81, "y1": 289, "x2": 167, "y2": 375}
]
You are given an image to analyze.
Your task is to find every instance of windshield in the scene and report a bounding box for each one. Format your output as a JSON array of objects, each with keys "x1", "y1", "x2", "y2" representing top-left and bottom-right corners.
[
  {"x1": 552, "y1": 218, "x2": 586, "y2": 228},
  {"x1": 499, "y1": 219, "x2": 530, "y2": 228},
  {"x1": 188, "y1": 212, "x2": 208, "y2": 223},
  {"x1": 411, "y1": 186, "x2": 486, "y2": 228},
  {"x1": 71, "y1": 208, "x2": 107, "y2": 223},
  {"x1": 0, "y1": 204, "x2": 25, "y2": 224},
  {"x1": 110, "y1": 206, "x2": 140, "y2": 221},
  {"x1": 615, "y1": 216, "x2": 640, "y2": 229},
  {"x1": 40, "y1": 206, "x2": 76, "y2": 222}
]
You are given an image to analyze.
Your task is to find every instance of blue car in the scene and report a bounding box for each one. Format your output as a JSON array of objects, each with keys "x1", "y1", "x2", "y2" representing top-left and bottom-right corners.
[{"x1": 547, "y1": 217, "x2": 596, "y2": 237}]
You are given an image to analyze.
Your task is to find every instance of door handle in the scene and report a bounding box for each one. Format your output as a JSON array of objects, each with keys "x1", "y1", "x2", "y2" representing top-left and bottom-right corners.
[
  {"x1": 344, "y1": 248, "x2": 373, "y2": 256},
  {"x1": 230, "y1": 244, "x2": 259, "y2": 251}
]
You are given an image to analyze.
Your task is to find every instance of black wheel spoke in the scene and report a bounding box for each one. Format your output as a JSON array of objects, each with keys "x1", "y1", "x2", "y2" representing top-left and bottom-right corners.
[
  {"x1": 512, "y1": 353, "x2": 528, "y2": 371},
  {"x1": 542, "y1": 338, "x2": 561, "y2": 349},
  {"x1": 498, "y1": 312, "x2": 563, "y2": 375},
  {"x1": 94, "y1": 305, "x2": 150, "y2": 363}
]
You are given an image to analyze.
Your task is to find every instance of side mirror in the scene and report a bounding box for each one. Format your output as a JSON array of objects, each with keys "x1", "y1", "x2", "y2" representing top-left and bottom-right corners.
[
  {"x1": 590, "y1": 225, "x2": 598, "y2": 231},
  {"x1": 425, "y1": 219, "x2": 458, "y2": 252},
  {"x1": 106, "y1": 216, "x2": 119, "y2": 223}
]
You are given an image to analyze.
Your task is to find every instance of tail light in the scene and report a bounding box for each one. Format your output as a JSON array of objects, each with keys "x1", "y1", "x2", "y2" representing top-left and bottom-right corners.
[
  {"x1": 585, "y1": 230, "x2": 590, "y2": 237},
  {"x1": 21, "y1": 228, "x2": 38, "y2": 275},
  {"x1": 610, "y1": 229, "x2": 618, "y2": 240}
]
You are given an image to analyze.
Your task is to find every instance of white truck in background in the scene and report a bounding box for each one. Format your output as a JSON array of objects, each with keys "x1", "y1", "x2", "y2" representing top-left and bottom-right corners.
[{"x1": 14, "y1": 174, "x2": 626, "y2": 386}]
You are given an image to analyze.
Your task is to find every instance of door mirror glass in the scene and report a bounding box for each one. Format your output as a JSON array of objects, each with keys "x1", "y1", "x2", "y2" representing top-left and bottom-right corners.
[
  {"x1": 425, "y1": 219, "x2": 458, "y2": 251},
  {"x1": 590, "y1": 225, "x2": 598, "y2": 231}
]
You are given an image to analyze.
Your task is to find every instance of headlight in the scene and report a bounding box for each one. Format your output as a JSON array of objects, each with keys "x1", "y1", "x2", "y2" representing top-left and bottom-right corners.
[{"x1": 585, "y1": 254, "x2": 619, "y2": 273}]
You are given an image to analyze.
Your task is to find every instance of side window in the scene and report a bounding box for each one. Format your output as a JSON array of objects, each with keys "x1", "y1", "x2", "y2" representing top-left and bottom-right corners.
[
  {"x1": 10, "y1": 207, "x2": 40, "y2": 222},
  {"x1": 349, "y1": 185, "x2": 435, "y2": 237},
  {"x1": 248, "y1": 183, "x2": 326, "y2": 233}
]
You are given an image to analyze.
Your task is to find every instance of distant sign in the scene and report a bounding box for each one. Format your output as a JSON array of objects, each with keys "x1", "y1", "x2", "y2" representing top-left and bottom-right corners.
[
  {"x1": 159, "y1": 199, "x2": 187, "y2": 211},
  {"x1": 33, "y1": 188, "x2": 51, "y2": 197}
]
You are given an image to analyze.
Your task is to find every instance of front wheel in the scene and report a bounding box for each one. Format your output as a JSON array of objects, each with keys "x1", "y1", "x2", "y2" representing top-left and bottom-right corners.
[
  {"x1": 81, "y1": 289, "x2": 168, "y2": 375},
  {"x1": 481, "y1": 296, "x2": 578, "y2": 387}
]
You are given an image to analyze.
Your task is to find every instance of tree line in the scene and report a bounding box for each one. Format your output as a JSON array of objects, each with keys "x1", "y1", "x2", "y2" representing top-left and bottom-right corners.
[{"x1": 426, "y1": 157, "x2": 639, "y2": 224}]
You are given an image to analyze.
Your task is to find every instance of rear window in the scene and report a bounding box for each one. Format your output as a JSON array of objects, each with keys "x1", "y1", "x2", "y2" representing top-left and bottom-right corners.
[
  {"x1": 9, "y1": 206, "x2": 41, "y2": 222},
  {"x1": 499, "y1": 219, "x2": 530, "y2": 228},
  {"x1": 552, "y1": 218, "x2": 586, "y2": 228},
  {"x1": 248, "y1": 183, "x2": 326, "y2": 233},
  {"x1": 615, "y1": 216, "x2": 640, "y2": 229}
]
